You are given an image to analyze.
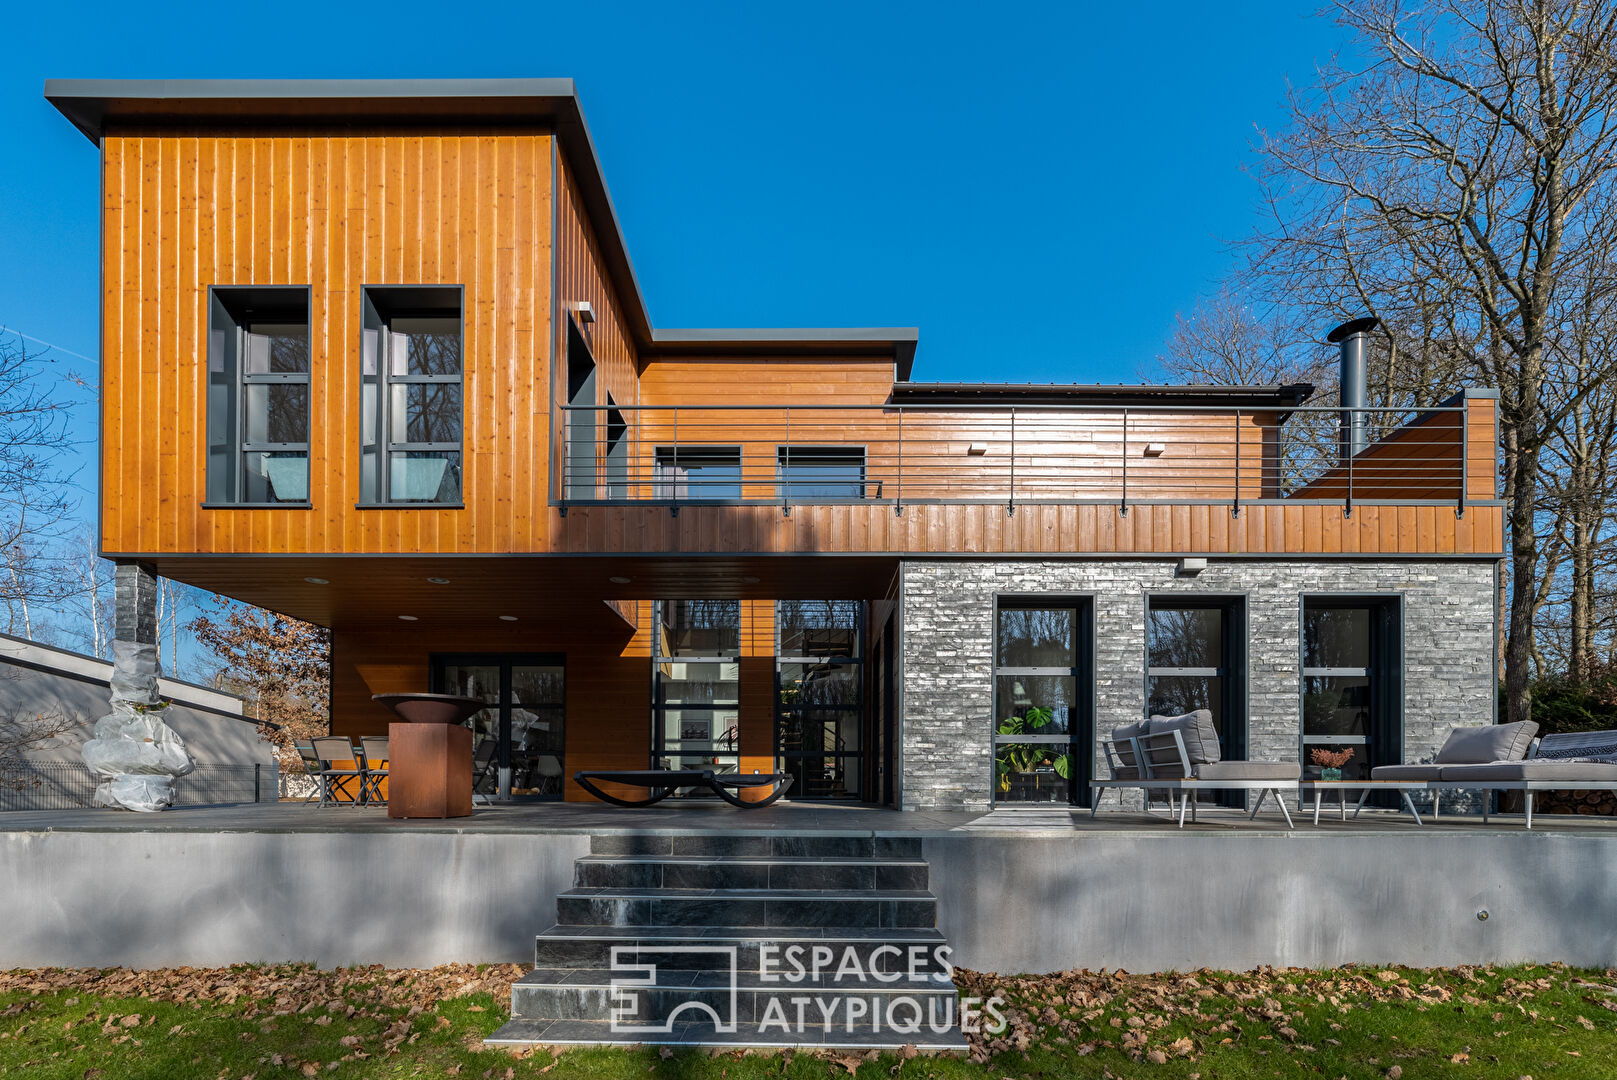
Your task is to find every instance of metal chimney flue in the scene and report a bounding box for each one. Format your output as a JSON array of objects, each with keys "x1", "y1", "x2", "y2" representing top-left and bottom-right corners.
[{"x1": 1328, "y1": 316, "x2": 1378, "y2": 463}]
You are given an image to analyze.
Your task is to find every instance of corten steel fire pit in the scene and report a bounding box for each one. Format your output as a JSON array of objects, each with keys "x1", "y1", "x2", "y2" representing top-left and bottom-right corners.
[
  {"x1": 371, "y1": 692, "x2": 487, "y2": 725},
  {"x1": 370, "y1": 693, "x2": 486, "y2": 818}
]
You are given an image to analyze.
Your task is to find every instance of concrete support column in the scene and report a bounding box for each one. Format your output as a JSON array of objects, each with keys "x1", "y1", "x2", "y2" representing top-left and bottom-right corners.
[{"x1": 114, "y1": 560, "x2": 159, "y2": 647}]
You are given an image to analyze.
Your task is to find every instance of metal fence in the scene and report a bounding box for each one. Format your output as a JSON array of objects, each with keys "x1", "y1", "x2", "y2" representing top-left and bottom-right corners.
[
  {"x1": 0, "y1": 762, "x2": 265, "y2": 812},
  {"x1": 557, "y1": 402, "x2": 1472, "y2": 510}
]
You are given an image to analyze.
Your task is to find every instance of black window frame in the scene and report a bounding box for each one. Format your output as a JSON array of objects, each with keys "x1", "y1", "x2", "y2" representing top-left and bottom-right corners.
[
  {"x1": 429, "y1": 651, "x2": 566, "y2": 803},
  {"x1": 992, "y1": 596, "x2": 1095, "y2": 808},
  {"x1": 776, "y1": 445, "x2": 869, "y2": 500},
  {"x1": 1298, "y1": 594, "x2": 1403, "y2": 789},
  {"x1": 653, "y1": 446, "x2": 743, "y2": 500},
  {"x1": 775, "y1": 600, "x2": 867, "y2": 802},
  {"x1": 359, "y1": 284, "x2": 465, "y2": 507},
  {"x1": 204, "y1": 285, "x2": 313, "y2": 508},
  {"x1": 652, "y1": 600, "x2": 743, "y2": 780},
  {"x1": 1145, "y1": 594, "x2": 1248, "y2": 804}
]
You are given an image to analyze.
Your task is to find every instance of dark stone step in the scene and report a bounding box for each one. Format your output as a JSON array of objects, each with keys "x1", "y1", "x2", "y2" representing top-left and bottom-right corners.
[
  {"x1": 574, "y1": 855, "x2": 929, "y2": 891},
  {"x1": 590, "y1": 834, "x2": 922, "y2": 860},
  {"x1": 533, "y1": 925, "x2": 954, "y2": 975},
  {"x1": 511, "y1": 968, "x2": 958, "y2": 1023},
  {"x1": 555, "y1": 888, "x2": 937, "y2": 929},
  {"x1": 486, "y1": 1016, "x2": 969, "y2": 1052}
]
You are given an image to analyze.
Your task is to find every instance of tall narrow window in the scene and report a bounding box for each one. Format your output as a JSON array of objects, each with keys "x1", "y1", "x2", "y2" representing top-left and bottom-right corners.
[
  {"x1": 994, "y1": 601, "x2": 1090, "y2": 805},
  {"x1": 776, "y1": 600, "x2": 865, "y2": 800},
  {"x1": 361, "y1": 286, "x2": 463, "y2": 505},
  {"x1": 654, "y1": 601, "x2": 742, "y2": 781},
  {"x1": 564, "y1": 319, "x2": 597, "y2": 500},
  {"x1": 1302, "y1": 599, "x2": 1401, "y2": 783},
  {"x1": 207, "y1": 286, "x2": 311, "y2": 505},
  {"x1": 777, "y1": 446, "x2": 867, "y2": 499},
  {"x1": 1147, "y1": 596, "x2": 1246, "y2": 757}
]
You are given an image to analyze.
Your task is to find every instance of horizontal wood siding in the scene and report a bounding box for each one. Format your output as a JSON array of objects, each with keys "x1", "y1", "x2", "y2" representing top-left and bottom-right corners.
[
  {"x1": 101, "y1": 128, "x2": 553, "y2": 556},
  {"x1": 331, "y1": 602, "x2": 653, "y2": 802}
]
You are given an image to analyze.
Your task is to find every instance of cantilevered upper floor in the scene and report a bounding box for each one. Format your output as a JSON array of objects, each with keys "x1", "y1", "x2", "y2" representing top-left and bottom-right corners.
[{"x1": 48, "y1": 78, "x2": 1502, "y2": 564}]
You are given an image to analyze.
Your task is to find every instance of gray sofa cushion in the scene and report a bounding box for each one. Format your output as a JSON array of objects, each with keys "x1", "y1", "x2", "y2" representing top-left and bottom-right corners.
[
  {"x1": 1193, "y1": 760, "x2": 1298, "y2": 781},
  {"x1": 1434, "y1": 721, "x2": 1539, "y2": 764},
  {"x1": 1109, "y1": 721, "x2": 1147, "y2": 779},
  {"x1": 1437, "y1": 761, "x2": 1617, "y2": 784},
  {"x1": 1149, "y1": 709, "x2": 1221, "y2": 765},
  {"x1": 1370, "y1": 764, "x2": 1444, "y2": 781}
]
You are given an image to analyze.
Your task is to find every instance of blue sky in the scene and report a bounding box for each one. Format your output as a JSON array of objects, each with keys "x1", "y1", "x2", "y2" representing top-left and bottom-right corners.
[{"x1": 4, "y1": 0, "x2": 1345, "y2": 514}]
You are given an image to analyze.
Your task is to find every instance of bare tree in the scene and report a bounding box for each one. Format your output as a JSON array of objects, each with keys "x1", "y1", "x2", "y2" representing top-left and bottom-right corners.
[
  {"x1": 1247, "y1": 1, "x2": 1617, "y2": 722},
  {"x1": 0, "y1": 330, "x2": 81, "y2": 637}
]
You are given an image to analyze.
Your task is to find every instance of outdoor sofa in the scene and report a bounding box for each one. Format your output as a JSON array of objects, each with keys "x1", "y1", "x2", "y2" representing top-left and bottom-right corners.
[
  {"x1": 1092, "y1": 709, "x2": 1301, "y2": 828},
  {"x1": 1370, "y1": 722, "x2": 1617, "y2": 828}
]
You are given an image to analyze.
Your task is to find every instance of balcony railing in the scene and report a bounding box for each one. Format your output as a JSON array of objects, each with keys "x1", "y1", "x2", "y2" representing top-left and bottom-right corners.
[{"x1": 557, "y1": 402, "x2": 1471, "y2": 511}]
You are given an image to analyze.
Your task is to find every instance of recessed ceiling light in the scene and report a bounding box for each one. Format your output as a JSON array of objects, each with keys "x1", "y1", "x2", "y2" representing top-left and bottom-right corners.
[
  {"x1": 499, "y1": 615, "x2": 519, "y2": 622},
  {"x1": 608, "y1": 576, "x2": 631, "y2": 584},
  {"x1": 427, "y1": 577, "x2": 451, "y2": 585},
  {"x1": 742, "y1": 576, "x2": 761, "y2": 585},
  {"x1": 397, "y1": 615, "x2": 418, "y2": 621},
  {"x1": 304, "y1": 577, "x2": 329, "y2": 585}
]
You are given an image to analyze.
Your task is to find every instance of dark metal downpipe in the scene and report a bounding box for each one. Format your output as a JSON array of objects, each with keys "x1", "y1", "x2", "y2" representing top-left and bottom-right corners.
[{"x1": 1328, "y1": 317, "x2": 1378, "y2": 462}]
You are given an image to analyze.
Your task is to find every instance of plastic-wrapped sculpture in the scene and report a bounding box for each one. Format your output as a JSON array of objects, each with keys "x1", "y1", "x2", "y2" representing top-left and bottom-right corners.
[{"x1": 81, "y1": 641, "x2": 195, "y2": 811}]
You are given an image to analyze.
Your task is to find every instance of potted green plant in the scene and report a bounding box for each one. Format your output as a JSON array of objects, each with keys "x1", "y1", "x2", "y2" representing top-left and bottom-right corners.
[{"x1": 995, "y1": 706, "x2": 1072, "y2": 802}]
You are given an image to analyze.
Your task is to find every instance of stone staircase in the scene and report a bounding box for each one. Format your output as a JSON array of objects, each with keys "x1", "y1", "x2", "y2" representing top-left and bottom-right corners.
[{"x1": 487, "y1": 833, "x2": 967, "y2": 1051}]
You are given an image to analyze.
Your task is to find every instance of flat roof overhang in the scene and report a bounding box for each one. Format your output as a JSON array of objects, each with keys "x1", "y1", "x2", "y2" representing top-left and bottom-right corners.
[
  {"x1": 45, "y1": 77, "x2": 919, "y2": 375},
  {"x1": 887, "y1": 381, "x2": 1317, "y2": 409}
]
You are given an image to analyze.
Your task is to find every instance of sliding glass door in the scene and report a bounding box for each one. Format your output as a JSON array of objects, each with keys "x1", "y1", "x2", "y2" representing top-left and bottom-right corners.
[
  {"x1": 432, "y1": 653, "x2": 565, "y2": 801},
  {"x1": 653, "y1": 601, "x2": 742, "y2": 782}
]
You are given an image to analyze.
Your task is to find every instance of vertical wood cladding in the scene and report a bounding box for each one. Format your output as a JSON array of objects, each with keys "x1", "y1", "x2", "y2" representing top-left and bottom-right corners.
[
  {"x1": 550, "y1": 148, "x2": 640, "y2": 496},
  {"x1": 331, "y1": 603, "x2": 653, "y2": 803},
  {"x1": 101, "y1": 129, "x2": 553, "y2": 556}
]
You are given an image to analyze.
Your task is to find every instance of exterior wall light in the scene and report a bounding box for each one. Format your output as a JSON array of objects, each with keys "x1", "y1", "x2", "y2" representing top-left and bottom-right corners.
[
  {"x1": 397, "y1": 614, "x2": 419, "y2": 621},
  {"x1": 1144, "y1": 443, "x2": 1166, "y2": 456},
  {"x1": 304, "y1": 577, "x2": 329, "y2": 584},
  {"x1": 574, "y1": 301, "x2": 595, "y2": 324},
  {"x1": 1178, "y1": 557, "x2": 1207, "y2": 576},
  {"x1": 967, "y1": 443, "x2": 988, "y2": 455},
  {"x1": 427, "y1": 577, "x2": 451, "y2": 584},
  {"x1": 498, "y1": 615, "x2": 519, "y2": 622}
]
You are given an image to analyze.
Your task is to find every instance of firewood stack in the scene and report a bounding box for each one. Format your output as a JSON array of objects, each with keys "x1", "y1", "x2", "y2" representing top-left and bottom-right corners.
[{"x1": 1499, "y1": 789, "x2": 1616, "y2": 816}]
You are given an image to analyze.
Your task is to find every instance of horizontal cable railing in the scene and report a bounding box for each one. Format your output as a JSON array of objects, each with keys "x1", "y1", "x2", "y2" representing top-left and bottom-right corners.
[
  {"x1": 0, "y1": 762, "x2": 266, "y2": 812},
  {"x1": 557, "y1": 402, "x2": 1471, "y2": 510}
]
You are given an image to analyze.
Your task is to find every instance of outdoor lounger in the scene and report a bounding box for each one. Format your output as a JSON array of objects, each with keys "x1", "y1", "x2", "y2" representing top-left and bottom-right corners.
[
  {"x1": 1370, "y1": 723, "x2": 1617, "y2": 828},
  {"x1": 1091, "y1": 709, "x2": 1301, "y2": 828},
  {"x1": 573, "y1": 769, "x2": 794, "y2": 808}
]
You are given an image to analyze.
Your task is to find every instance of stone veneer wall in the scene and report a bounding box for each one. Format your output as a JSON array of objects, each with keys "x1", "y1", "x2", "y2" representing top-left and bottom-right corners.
[{"x1": 897, "y1": 558, "x2": 1498, "y2": 813}]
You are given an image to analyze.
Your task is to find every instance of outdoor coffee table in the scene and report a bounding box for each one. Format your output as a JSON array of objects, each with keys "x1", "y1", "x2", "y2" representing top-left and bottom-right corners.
[
  {"x1": 572, "y1": 769, "x2": 793, "y2": 808},
  {"x1": 1298, "y1": 780, "x2": 1432, "y2": 826}
]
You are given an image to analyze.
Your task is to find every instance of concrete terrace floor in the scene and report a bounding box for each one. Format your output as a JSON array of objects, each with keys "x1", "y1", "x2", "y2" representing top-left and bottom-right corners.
[{"x1": 0, "y1": 798, "x2": 1612, "y2": 836}]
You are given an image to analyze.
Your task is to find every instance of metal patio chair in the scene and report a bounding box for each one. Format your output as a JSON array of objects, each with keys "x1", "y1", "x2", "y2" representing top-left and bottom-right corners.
[
  {"x1": 311, "y1": 736, "x2": 366, "y2": 807},
  {"x1": 358, "y1": 735, "x2": 389, "y2": 805},
  {"x1": 471, "y1": 737, "x2": 499, "y2": 805},
  {"x1": 293, "y1": 743, "x2": 324, "y2": 803}
]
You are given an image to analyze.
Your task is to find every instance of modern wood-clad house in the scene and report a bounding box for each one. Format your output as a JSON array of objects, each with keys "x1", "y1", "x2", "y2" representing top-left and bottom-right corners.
[{"x1": 48, "y1": 78, "x2": 1503, "y2": 812}]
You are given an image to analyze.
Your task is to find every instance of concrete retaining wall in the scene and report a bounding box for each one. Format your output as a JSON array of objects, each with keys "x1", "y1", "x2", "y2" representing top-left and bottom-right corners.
[
  {"x1": 5, "y1": 825, "x2": 1616, "y2": 974},
  {"x1": 0, "y1": 829, "x2": 587, "y2": 968},
  {"x1": 926, "y1": 831, "x2": 1617, "y2": 973}
]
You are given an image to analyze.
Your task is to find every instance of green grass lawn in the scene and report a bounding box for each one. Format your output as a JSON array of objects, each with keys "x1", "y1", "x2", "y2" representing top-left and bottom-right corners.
[{"x1": 1, "y1": 962, "x2": 1613, "y2": 1079}]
